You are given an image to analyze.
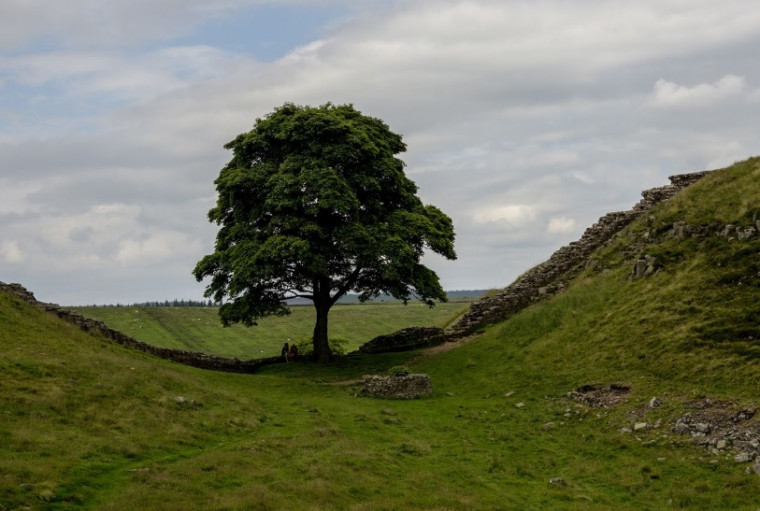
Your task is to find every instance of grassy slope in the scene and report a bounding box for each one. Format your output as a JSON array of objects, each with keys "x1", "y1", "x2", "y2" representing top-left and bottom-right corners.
[
  {"x1": 2, "y1": 157, "x2": 760, "y2": 509},
  {"x1": 69, "y1": 301, "x2": 472, "y2": 358}
]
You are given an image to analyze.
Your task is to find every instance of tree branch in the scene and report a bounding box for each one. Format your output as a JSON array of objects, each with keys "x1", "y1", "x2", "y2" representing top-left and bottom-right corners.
[
  {"x1": 330, "y1": 267, "x2": 362, "y2": 306},
  {"x1": 283, "y1": 288, "x2": 314, "y2": 301}
]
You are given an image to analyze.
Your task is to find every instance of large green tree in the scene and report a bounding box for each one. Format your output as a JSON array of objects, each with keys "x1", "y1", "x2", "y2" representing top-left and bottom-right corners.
[{"x1": 193, "y1": 103, "x2": 456, "y2": 362}]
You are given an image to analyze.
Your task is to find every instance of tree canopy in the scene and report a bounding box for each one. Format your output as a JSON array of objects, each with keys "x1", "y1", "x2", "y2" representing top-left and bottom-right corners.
[{"x1": 193, "y1": 103, "x2": 456, "y2": 362}]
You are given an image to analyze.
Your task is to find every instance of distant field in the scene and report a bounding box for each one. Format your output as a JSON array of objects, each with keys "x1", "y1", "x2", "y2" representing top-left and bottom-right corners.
[{"x1": 71, "y1": 299, "x2": 475, "y2": 359}]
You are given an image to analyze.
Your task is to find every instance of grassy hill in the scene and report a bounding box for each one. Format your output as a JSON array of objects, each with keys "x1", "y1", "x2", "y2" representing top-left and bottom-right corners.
[{"x1": 2, "y1": 157, "x2": 760, "y2": 509}]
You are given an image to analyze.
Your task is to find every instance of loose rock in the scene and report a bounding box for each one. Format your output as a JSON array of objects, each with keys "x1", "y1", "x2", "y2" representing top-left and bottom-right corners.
[{"x1": 735, "y1": 451, "x2": 754, "y2": 464}]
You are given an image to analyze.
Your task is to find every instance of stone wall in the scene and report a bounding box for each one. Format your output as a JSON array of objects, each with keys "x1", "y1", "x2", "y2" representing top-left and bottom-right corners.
[
  {"x1": 357, "y1": 326, "x2": 445, "y2": 354},
  {"x1": 445, "y1": 170, "x2": 711, "y2": 338},
  {"x1": 361, "y1": 373, "x2": 433, "y2": 399},
  {"x1": 0, "y1": 282, "x2": 282, "y2": 373}
]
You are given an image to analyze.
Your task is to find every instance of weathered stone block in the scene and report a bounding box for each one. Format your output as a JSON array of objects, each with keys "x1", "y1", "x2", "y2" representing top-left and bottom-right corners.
[{"x1": 361, "y1": 374, "x2": 433, "y2": 399}]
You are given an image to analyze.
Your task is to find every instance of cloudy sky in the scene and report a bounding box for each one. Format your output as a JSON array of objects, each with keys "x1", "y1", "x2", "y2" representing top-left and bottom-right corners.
[{"x1": 2, "y1": 0, "x2": 759, "y2": 305}]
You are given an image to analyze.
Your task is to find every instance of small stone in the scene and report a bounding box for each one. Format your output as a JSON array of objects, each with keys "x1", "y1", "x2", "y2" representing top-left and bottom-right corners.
[
  {"x1": 634, "y1": 422, "x2": 648, "y2": 431},
  {"x1": 716, "y1": 439, "x2": 728, "y2": 450},
  {"x1": 504, "y1": 391, "x2": 515, "y2": 398},
  {"x1": 738, "y1": 227, "x2": 757, "y2": 241},
  {"x1": 549, "y1": 477, "x2": 566, "y2": 485},
  {"x1": 735, "y1": 451, "x2": 754, "y2": 464},
  {"x1": 673, "y1": 422, "x2": 690, "y2": 435},
  {"x1": 542, "y1": 422, "x2": 556, "y2": 431},
  {"x1": 515, "y1": 402, "x2": 525, "y2": 408},
  {"x1": 620, "y1": 427, "x2": 633, "y2": 433},
  {"x1": 745, "y1": 462, "x2": 760, "y2": 475},
  {"x1": 632, "y1": 259, "x2": 648, "y2": 279},
  {"x1": 657, "y1": 457, "x2": 666, "y2": 462},
  {"x1": 174, "y1": 396, "x2": 186, "y2": 404},
  {"x1": 694, "y1": 423, "x2": 710, "y2": 434},
  {"x1": 648, "y1": 397, "x2": 662, "y2": 409}
]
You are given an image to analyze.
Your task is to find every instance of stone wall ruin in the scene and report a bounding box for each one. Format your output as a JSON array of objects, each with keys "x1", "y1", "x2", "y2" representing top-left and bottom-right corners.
[
  {"x1": 361, "y1": 373, "x2": 433, "y2": 399},
  {"x1": 357, "y1": 326, "x2": 445, "y2": 354}
]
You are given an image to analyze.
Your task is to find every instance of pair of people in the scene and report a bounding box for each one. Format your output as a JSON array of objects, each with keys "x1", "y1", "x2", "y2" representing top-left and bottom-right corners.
[{"x1": 281, "y1": 342, "x2": 298, "y2": 362}]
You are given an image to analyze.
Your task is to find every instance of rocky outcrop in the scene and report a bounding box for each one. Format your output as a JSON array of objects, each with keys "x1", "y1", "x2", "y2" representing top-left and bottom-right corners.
[
  {"x1": 667, "y1": 399, "x2": 760, "y2": 472},
  {"x1": 445, "y1": 170, "x2": 711, "y2": 338},
  {"x1": 0, "y1": 282, "x2": 281, "y2": 373},
  {"x1": 628, "y1": 217, "x2": 760, "y2": 280},
  {"x1": 361, "y1": 373, "x2": 433, "y2": 399},
  {"x1": 357, "y1": 326, "x2": 445, "y2": 354}
]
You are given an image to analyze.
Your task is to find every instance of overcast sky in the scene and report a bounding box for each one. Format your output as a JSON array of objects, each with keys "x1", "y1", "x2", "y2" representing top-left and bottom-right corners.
[{"x1": 2, "y1": 0, "x2": 759, "y2": 305}]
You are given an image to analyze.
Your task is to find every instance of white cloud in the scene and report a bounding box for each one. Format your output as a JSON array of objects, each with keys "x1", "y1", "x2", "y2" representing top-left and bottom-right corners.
[
  {"x1": 0, "y1": 179, "x2": 42, "y2": 214},
  {"x1": 473, "y1": 204, "x2": 539, "y2": 226},
  {"x1": 3, "y1": 45, "x2": 238, "y2": 102},
  {"x1": 648, "y1": 75, "x2": 749, "y2": 109},
  {"x1": 547, "y1": 216, "x2": 577, "y2": 234},
  {"x1": 572, "y1": 172, "x2": 596, "y2": 185},
  {"x1": 29, "y1": 203, "x2": 136, "y2": 265},
  {"x1": 0, "y1": 0, "x2": 240, "y2": 50},
  {"x1": 117, "y1": 231, "x2": 200, "y2": 265},
  {"x1": 0, "y1": 241, "x2": 23, "y2": 264}
]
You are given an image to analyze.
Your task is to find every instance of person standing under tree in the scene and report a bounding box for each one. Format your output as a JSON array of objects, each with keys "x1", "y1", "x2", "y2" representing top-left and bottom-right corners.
[{"x1": 281, "y1": 342, "x2": 290, "y2": 362}]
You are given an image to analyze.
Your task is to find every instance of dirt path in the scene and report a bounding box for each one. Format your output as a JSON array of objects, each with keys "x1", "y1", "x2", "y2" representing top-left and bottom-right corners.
[{"x1": 420, "y1": 334, "x2": 479, "y2": 355}]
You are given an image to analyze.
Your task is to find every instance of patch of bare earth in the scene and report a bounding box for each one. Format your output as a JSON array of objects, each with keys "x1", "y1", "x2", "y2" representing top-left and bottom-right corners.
[
  {"x1": 422, "y1": 335, "x2": 479, "y2": 355},
  {"x1": 568, "y1": 383, "x2": 632, "y2": 408},
  {"x1": 329, "y1": 378, "x2": 364, "y2": 386}
]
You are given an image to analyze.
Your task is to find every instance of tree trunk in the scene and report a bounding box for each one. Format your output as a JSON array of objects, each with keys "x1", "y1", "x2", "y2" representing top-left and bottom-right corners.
[{"x1": 312, "y1": 295, "x2": 332, "y2": 363}]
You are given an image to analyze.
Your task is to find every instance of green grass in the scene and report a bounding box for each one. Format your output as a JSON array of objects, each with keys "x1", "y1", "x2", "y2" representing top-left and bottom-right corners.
[
  {"x1": 70, "y1": 300, "x2": 473, "y2": 359},
  {"x1": 3, "y1": 157, "x2": 760, "y2": 509}
]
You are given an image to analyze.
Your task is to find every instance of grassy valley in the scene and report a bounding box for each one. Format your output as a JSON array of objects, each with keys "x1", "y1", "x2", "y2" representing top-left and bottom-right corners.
[{"x1": 3, "y1": 158, "x2": 760, "y2": 509}]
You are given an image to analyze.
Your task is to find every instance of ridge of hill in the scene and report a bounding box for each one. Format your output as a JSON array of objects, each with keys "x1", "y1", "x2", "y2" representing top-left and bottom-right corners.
[
  {"x1": 2, "y1": 157, "x2": 760, "y2": 509},
  {"x1": 0, "y1": 281, "x2": 280, "y2": 372},
  {"x1": 446, "y1": 168, "x2": 711, "y2": 337}
]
